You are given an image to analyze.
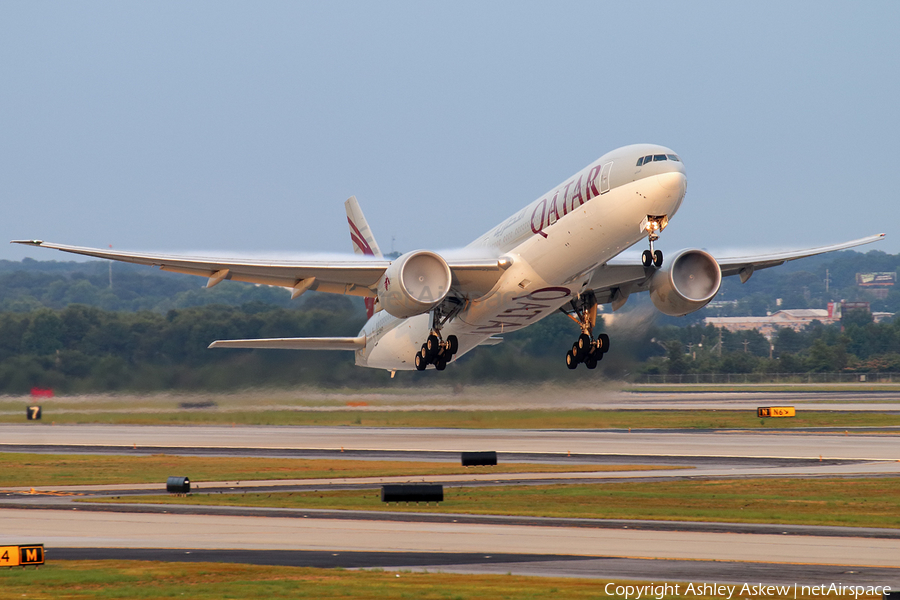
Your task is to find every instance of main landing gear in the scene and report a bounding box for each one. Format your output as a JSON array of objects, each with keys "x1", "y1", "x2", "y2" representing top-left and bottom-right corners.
[
  {"x1": 641, "y1": 215, "x2": 667, "y2": 268},
  {"x1": 414, "y1": 306, "x2": 460, "y2": 371},
  {"x1": 562, "y1": 291, "x2": 610, "y2": 370},
  {"x1": 414, "y1": 332, "x2": 459, "y2": 371}
]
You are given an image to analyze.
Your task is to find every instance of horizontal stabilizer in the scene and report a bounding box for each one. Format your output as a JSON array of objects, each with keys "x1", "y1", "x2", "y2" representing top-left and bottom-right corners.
[{"x1": 209, "y1": 336, "x2": 366, "y2": 351}]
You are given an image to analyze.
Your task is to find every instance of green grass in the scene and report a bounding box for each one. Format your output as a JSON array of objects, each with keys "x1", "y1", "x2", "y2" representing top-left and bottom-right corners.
[
  {"x1": 91, "y1": 477, "x2": 900, "y2": 529},
  {"x1": 0, "y1": 560, "x2": 867, "y2": 599},
  {"x1": 5, "y1": 408, "x2": 900, "y2": 429},
  {"x1": 0, "y1": 453, "x2": 677, "y2": 488}
]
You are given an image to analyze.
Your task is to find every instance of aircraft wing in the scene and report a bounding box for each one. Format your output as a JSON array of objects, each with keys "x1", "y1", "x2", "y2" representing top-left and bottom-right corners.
[
  {"x1": 713, "y1": 233, "x2": 885, "y2": 283},
  {"x1": 588, "y1": 233, "x2": 885, "y2": 309},
  {"x1": 10, "y1": 240, "x2": 507, "y2": 299}
]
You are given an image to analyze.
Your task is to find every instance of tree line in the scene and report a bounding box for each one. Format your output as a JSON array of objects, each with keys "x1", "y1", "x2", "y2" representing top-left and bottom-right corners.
[
  {"x1": 1, "y1": 300, "x2": 896, "y2": 394},
  {"x1": 0, "y1": 298, "x2": 629, "y2": 393}
]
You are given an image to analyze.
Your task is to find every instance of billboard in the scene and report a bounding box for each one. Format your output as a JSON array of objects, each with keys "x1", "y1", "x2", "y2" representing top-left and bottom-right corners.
[{"x1": 856, "y1": 272, "x2": 896, "y2": 286}]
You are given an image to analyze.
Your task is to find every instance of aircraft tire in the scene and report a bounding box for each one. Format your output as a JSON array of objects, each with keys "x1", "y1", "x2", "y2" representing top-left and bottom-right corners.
[
  {"x1": 447, "y1": 335, "x2": 459, "y2": 355},
  {"x1": 585, "y1": 355, "x2": 598, "y2": 369},
  {"x1": 415, "y1": 353, "x2": 427, "y2": 371},
  {"x1": 435, "y1": 358, "x2": 447, "y2": 371},
  {"x1": 597, "y1": 333, "x2": 610, "y2": 354},
  {"x1": 653, "y1": 249, "x2": 663, "y2": 268},
  {"x1": 565, "y1": 350, "x2": 578, "y2": 369},
  {"x1": 426, "y1": 334, "x2": 440, "y2": 358},
  {"x1": 642, "y1": 250, "x2": 652, "y2": 267},
  {"x1": 577, "y1": 333, "x2": 591, "y2": 357}
]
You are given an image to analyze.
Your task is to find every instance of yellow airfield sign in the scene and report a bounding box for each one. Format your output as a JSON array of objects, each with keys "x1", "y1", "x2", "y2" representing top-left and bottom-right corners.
[
  {"x1": 0, "y1": 544, "x2": 44, "y2": 567},
  {"x1": 757, "y1": 406, "x2": 796, "y2": 418}
]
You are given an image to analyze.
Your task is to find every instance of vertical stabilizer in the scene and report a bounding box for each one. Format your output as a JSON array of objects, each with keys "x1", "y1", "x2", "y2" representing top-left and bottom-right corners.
[
  {"x1": 345, "y1": 196, "x2": 383, "y2": 258},
  {"x1": 344, "y1": 196, "x2": 382, "y2": 318}
]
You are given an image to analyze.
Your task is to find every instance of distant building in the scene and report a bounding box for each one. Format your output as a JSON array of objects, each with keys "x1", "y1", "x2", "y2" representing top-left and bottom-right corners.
[
  {"x1": 705, "y1": 309, "x2": 835, "y2": 339},
  {"x1": 703, "y1": 300, "x2": 892, "y2": 339}
]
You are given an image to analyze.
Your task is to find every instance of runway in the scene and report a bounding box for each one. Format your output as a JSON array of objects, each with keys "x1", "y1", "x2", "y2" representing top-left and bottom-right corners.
[
  {"x1": 2, "y1": 423, "x2": 899, "y2": 460},
  {"x1": 3, "y1": 508, "x2": 900, "y2": 569}
]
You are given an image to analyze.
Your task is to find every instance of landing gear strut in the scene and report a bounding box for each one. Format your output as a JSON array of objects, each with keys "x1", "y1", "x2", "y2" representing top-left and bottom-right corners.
[
  {"x1": 414, "y1": 307, "x2": 460, "y2": 371},
  {"x1": 562, "y1": 291, "x2": 610, "y2": 370},
  {"x1": 641, "y1": 215, "x2": 667, "y2": 268}
]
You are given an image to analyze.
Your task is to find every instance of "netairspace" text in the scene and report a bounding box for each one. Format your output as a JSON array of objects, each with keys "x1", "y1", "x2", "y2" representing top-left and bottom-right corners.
[{"x1": 603, "y1": 582, "x2": 892, "y2": 599}]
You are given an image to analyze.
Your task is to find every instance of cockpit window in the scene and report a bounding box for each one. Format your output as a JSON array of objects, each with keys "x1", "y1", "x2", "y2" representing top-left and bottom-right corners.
[
  {"x1": 667, "y1": 154, "x2": 680, "y2": 162},
  {"x1": 636, "y1": 157, "x2": 645, "y2": 166},
  {"x1": 652, "y1": 154, "x2": 667, "y2": 162}
]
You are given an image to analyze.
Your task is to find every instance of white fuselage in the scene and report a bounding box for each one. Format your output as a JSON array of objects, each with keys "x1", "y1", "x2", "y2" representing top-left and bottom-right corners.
[{"x1": 356, "y1": 144, "x2": 687, "y2": 370}]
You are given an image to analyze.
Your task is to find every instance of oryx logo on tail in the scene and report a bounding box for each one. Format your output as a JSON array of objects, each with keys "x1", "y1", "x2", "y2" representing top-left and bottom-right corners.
[{"x1": 344, "y1": 196, "x2": 383, "y2": 318}]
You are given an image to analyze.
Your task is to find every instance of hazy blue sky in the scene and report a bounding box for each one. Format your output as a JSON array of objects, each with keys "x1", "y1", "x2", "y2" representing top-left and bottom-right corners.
[{"x1": 2, "y1": 1, "x2": 897, "y2": 263}]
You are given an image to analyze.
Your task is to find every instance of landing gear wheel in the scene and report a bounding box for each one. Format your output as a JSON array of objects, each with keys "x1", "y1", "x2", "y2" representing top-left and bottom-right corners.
[
  {"x1": 414, "y1": 353, "x2": 427, "y2": 371},
  {"x1": 565, "y1": 350, "x2": 578, "y2": 369},
  {"x1": 653, "y1": 249, "x2": 663, "y2": 268},
  {"x1": 642, "y1": 249, "x2": 652, "y2": 267},
  {"x1": 435, "y1": 358, "x2": 447, "y2": 371},
  {"x1": 576, "y1": 333, "x2": 592, "y2": 357},
  {"x1": 447, "y1": 335, "x2": 459, "y2": 355},
  {"x1": 597, "y1": 333, "x2": 610, "y2": 354},
  {"x1": 585, "y1": 354, "x2": 598, "y2": 369},
  {"x1": 426, "y1": 334, "x2": 441, "y2": 356}
]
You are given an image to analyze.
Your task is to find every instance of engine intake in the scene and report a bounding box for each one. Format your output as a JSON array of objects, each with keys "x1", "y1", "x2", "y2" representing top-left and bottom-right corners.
[
  {"x1": 649, "y1": 249, "x2": 721, "y2": 317},
  {"x1": 378, "y1": 250, "x2": 452, "y2": 319}
]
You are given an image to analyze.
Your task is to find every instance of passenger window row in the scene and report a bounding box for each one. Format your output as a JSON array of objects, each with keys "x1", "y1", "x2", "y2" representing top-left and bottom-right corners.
[{"x1": 636, "y1": 154, "x2": 680, "y2": 166}]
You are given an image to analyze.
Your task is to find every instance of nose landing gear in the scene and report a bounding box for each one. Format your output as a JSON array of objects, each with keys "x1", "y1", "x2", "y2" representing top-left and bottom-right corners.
[
  {"x1": 562, "y1": 291, "x2": 610, "y2": 371},
  {"x1": 641, "y1": 215, "x2": 668, "y2": 268}
]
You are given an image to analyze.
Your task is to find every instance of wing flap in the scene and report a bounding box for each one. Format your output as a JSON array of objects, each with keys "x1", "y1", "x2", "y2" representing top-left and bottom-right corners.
[{"x1": 209, "y1": 336, "x2": 367, "y2": 351}]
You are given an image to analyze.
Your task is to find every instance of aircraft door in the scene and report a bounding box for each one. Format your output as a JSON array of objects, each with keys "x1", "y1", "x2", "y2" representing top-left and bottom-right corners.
[{"x1": 600, "y1": 162, "x2": 613, "y2": 194}]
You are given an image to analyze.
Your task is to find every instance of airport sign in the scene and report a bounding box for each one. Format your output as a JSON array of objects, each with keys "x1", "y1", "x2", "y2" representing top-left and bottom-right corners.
[
  {"x1": 757, "y1": 406, "x2": 796, "y2": 418},
  {"x1": 0, "y1": 544, "x2": 44, "y2": 567}
]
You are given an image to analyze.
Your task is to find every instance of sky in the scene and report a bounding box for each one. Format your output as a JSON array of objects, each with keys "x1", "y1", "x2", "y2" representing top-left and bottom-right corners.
[{"x1": 1, "y1": 1, "x2": 898, "y2": 263}]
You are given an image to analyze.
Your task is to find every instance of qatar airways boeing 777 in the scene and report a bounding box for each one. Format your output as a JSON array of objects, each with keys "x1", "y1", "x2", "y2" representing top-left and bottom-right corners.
[{"x1": 13, "y1": 144, "x2": 884, "y2": 374}]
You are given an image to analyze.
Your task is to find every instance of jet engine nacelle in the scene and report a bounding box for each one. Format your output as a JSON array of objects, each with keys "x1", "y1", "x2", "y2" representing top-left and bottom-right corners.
[
  {"x1": 378, "y1": 250, "x2": 452, "y2": 319},
  {"x1": 649, "y1": 249, "x2": 722, "y2": 317}
]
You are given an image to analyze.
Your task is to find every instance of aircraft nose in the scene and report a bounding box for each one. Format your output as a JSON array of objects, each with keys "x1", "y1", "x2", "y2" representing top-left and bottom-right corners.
[{"x1": 657, "y1": 171, "x2": 686, "y2": 192}]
